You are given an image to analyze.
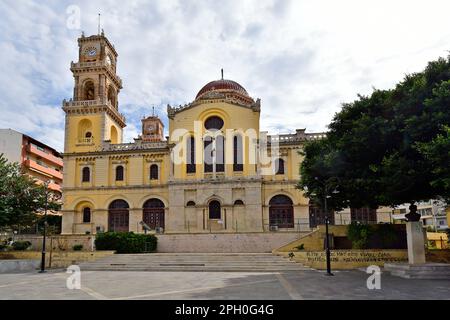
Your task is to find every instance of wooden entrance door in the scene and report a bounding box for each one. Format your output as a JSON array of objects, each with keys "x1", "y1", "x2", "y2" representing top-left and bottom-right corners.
[
  {"x1": 108, "y1": 200, "x2": 129, "y2": 232},
  {"x1": 143, "y1": 209, "x2": 165, "y2": 229},
  {"x1": 208, "y1": 200, "x2": 221, "y2": 219},
  {"x1": 108, "y1": 210, "x2": 129, "y2": 232},
  {"x1": 269, "y1": 195, "x2": 294, "y2": 228},
  {"x1": 143, "y1": 199, "x2": 165, "y2": 230}
]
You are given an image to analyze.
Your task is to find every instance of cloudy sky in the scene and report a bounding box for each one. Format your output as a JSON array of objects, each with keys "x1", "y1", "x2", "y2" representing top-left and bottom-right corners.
[{"x1": 0, "y1": 0, "x2": 449, "y2": 152}]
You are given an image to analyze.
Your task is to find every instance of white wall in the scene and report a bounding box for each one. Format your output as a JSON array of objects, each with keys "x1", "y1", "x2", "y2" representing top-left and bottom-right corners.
[{"x1": 0, "y1": 129, "x2": 22, "y2": 163}]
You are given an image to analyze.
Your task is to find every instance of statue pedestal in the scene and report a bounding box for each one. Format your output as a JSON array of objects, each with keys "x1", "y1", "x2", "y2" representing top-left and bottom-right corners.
[{"x1": 406, "y1": 221, "x2": 426, "y2": 264}]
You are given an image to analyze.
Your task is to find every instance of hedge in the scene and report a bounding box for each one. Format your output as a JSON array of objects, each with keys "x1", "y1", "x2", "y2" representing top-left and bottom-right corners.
[
  {"x1": 95, "y1": 232, "x2": 157, "y2": 253},
  {"x1": 347, "y1": 222, "x2": 407, "y2": 249},
  {"x1": 12, "y1": 241, "x2": 32, "y2": 251}
]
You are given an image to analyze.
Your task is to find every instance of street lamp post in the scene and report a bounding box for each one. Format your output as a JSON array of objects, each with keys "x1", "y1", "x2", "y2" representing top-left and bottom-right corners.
[
  {"x1": 313, "y1": 177, "x2": 340, "y2": 277},
  {"x1": 39, "y1": 183, "x2": 49, "y2": 273},
  {"x1": 323, "y1": 193, "x2": 333, "y2": 276}
]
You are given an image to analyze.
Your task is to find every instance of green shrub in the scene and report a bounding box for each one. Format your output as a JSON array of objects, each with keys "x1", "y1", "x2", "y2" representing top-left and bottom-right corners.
[
  {"x1": 12, "y1": 241, "x2": 32, "y2": 251},
  {"x1": 347, "y1": 222, "x2": 406, "y2": 249},
  {"x1": 73, "y1": 244, "x2": 83, "y2": 251},
  {"x1": 347, "y1": 222, "x2": 372, "y2": 249},
  {"x1": 95, "y1": 232, "x2": 157, "y2": 253}
]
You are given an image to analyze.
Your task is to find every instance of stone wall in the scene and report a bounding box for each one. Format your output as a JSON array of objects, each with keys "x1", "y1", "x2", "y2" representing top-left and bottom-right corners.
[
  {"x1": 156, "y1": 232, "x2": 303, "y2": 253},
  {"x1": 274, "y1": 225, "x2": 349, "y2": 252},
  {"x1": 0, "y1": 251, "x2": 115, "y2": 269},
  {"x1": 277, "y1": 249, "x2": 408, "y2": 269},
  {"x1": 14, "y1": 234, "x2": 95, "y2": 251}
]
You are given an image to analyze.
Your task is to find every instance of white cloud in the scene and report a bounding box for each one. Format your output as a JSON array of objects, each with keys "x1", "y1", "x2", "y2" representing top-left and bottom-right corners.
[{"x1": 0, "y1": 0, "x2": 449, "y2": 151}]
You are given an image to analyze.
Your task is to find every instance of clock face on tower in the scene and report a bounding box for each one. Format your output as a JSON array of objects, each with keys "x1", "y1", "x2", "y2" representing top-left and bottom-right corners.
[{"x1": 84, "y1": 46, "x2": 98, "y2": 57}]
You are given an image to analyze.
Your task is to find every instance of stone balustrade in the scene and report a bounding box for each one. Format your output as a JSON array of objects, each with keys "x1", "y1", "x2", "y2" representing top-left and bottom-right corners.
[
  {"x1": 62, "y1": 99, "x2": 126, "y2": 123},
  {"x1": 70, "y1": 61, "x2": 122, "y2": 86},
  {"x1": 102, "y1": 141, "x2": 168, "y2": 151}
]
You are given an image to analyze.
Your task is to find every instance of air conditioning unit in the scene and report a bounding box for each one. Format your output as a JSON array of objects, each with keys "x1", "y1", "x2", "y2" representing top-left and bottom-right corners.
[{"x1": 269, "y1": 225, "x2": 279, "y2": 232}]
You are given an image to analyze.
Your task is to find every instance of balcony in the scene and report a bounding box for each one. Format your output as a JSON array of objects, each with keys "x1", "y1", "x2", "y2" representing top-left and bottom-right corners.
[
  {"x1": 101, "y1": 141, "x2": 168, "y2": 151},
  {"x1": 24, "y1": 159, "x2": 63, "y2": 181},
  {"x1": 70, "y1": 61, "x2": 122, "y2": 87},
  {"x1": 62, "y1": 99, "x2": 126, "y2": 124},
  {"x1": 34, "y1": 179, "x2": 61, "y2": 193},
  {"x1": 27, "y1": 144, "x2": 63, "y2": 167},
  {"x1": 47, "y1": 182, "x2": 61, "y2": 193}
]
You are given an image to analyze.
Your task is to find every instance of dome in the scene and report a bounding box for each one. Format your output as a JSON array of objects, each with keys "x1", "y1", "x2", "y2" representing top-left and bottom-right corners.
[{"x1": 196, "y1": 79, "x2": 249, "y2": 99}]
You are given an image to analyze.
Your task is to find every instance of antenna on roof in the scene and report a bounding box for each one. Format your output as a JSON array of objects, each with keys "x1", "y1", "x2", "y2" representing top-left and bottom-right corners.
[
  {"x1": 98, "y1": 13, "x2": 101, "y2": 35},
  {"x1": 221, "y1": 68, "x2": 224, "y2": 80},
  {"x1": 152, "y1": 105, "x2": 155, "y2": 117}
]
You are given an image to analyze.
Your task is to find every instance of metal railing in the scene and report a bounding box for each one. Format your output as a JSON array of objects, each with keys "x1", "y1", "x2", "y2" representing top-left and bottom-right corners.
[{"x1": 263, "y1": 218, "x2": 313, "y2": 233}]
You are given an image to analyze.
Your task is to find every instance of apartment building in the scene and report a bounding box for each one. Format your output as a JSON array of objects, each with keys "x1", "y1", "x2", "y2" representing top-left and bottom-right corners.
[
  {"x1": 392, "y1": 200, "x2": 449, "y2": 231},
  {"x1": 0, "y1": 129, "x2": 63, "y2": 194}
]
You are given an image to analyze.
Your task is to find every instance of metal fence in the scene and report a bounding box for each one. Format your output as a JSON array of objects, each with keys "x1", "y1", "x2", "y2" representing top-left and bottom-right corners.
[{"x1": 263, "y1": 218, "x2": 313, "y2": 233}]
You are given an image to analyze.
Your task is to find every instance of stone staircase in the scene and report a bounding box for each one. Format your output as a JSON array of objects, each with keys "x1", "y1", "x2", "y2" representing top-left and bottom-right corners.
[
  {"x1": 78, "y1": 253, "x2": 311, "y2": 272},
  {"x1": 384, "y1": 263, "x2": 450, "y2": 279}
]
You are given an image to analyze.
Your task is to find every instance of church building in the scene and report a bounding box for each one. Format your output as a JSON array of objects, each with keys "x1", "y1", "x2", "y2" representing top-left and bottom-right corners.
[{"x1": 61, "y1": 33, "x2": 329, "y2": 235}]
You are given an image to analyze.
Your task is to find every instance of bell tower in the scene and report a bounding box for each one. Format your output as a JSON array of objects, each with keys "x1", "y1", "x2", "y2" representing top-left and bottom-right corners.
[
  {"x1": 62, "y1": 31, "x2": 126, "y2": 153},
  {"x1": 141, "y1": 115, "x2": 164, "y2": 142}
]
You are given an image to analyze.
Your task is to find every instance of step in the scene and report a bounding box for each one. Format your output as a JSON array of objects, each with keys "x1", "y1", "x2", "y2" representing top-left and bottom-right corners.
[
  {"x1": 385, "y1": 263, "x2": 450, "y2": 280},
  {"x1": 78, "y1": 253, "x2": 308, "y2": 272},
  {"x1": 80, "y1": 266, "x2": 309, "y2": 272}
]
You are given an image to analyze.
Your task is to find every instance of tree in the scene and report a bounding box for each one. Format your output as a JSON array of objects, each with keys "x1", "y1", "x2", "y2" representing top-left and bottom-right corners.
[
  {"x1": 299, "y1": 55, "x2": 450, "y2": 210},
  {"x1": 416, "y1": 126, "x2": 450, "y2": 194},
  {"x1": 0, "y1": 154, "x2": 60, "y2": 229}
]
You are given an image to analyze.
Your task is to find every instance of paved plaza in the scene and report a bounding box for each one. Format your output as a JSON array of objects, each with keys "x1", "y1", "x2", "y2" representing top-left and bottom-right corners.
[{"x1": 0, "y1": 268, "x2": 449, "y2": 300}]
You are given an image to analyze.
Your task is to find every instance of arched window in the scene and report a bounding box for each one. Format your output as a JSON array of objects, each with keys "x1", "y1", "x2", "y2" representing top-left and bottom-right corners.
[
  {"x1": 110, "y1": 126, "x2": 118, "y2": 144},
  {"x1": 215, "y1": 135, "x2": 224, "y2": 172},
  {"x1": 209, "y1": 200, "x2": 221, "y2": 219},
  {"x1": 78, "y1": 119, "x2": 93, "y2": 142},
  {"x1": 115, "y1": 165, "x2": 124, "y2": 181},
  {"x1": 150, "y1": 164, "x2": 158, "y2": 180},
  {"x1": 204, "y1": 116, "x2": 224, "y2": 130},
  {"x1": 275, "y1": 158, "x2": 285, "y2": 175},
  {"x1": 186, "y1": 136, "x2": 196, "y2": 173},
  {"x1": 204, "y1": 136, "x2": 213, "y2": 173},
  {"x1": 143, "y1": 198, "x2": 165, "y2": 208},
  {"x1": 186, "y1": 201, "x2": 196, "y2": 207},
  {"x1": 233, "y1": 135, "x2": 243, "y2": 172},
  {"x1": 82, "y1": 167, "x2": 90, "y2": 182},
  {"x1": 107, "y1": 86, "x2": 116, "y2": 108},
  {"x1": 83, "y1": 207, "x2": 91, "y2": 223},
  {"x1": 234, "y1": 200, "x2": 244, "y2": 206},
  {"x1": 83, "y1": 81, "x2": 95, "y2": 100},
  {"x1": 204, "y1": 134, "x2": 225, "y2": 173}
]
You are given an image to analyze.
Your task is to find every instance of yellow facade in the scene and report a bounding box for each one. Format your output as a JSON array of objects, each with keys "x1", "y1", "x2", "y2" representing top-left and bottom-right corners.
[{"x1": 61, "y1": 34, "x2": 384, "y2": 235}]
